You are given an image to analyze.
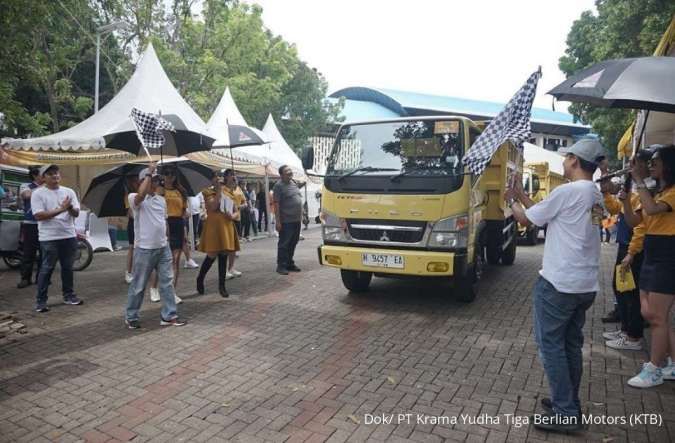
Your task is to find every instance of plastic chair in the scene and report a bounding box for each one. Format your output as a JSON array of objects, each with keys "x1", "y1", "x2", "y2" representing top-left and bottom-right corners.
[
  {"x1": 87, "y1": 213, "x2": 112, "y2": 252},
  {"x1": 74, "y1": 210, "x2": 89, "y2": 235}
]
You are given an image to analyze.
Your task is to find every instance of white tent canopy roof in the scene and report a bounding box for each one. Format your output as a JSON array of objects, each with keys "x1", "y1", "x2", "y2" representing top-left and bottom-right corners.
[
  {"x1": 261, "y1": 114, "x2": 305, "y2": 179},
  {"x1": 3, "y1": 44, "x2": 212, "y2": 151},
  {"x1": 206, "y1": 87, "x2": 268, "y2": 164}
]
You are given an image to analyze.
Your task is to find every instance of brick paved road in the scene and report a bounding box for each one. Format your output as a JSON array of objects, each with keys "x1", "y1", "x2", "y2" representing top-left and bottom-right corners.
[{"x1": 1, "y1": 229, "x2": 674, "y2": 442}]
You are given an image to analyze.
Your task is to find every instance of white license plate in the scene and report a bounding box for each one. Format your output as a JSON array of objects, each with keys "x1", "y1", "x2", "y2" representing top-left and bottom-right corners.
[{"x1": 361, "y1": 253, "x2": 405, "y2": 269}]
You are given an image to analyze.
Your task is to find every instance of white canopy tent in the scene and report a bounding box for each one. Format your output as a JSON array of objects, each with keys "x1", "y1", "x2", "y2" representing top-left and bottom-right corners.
[
  {"x1": 2, "y1": 43, "x2": 211, "y2": 152},
  {"x1": 260, "y1": 114, "x2": 322, "y2": 224},
  {"x1": 206, "y1": 87, "x2": 269, "y2": 166},
  {"x1": 261, "y1": 114, "x2": 306, "y2": 180},
  {"x1": 1, "y1": 43, "x2": 220, "y2": 196}
]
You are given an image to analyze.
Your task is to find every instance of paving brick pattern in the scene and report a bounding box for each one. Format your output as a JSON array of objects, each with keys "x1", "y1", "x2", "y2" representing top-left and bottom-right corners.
[{"x1": 0, "y1": 229, "x2": 674, "y2": 442}]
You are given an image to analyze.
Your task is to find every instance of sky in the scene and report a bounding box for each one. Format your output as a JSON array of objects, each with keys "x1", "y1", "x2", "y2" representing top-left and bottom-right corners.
[{"x1": 241, "y1": 0, "x2": 597, "y2": 113}]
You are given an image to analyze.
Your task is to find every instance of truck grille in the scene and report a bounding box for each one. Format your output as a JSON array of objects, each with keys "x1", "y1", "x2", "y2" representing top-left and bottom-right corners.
[{"x1": 347, "y1": 219, "x2": 426, "y2": 243}]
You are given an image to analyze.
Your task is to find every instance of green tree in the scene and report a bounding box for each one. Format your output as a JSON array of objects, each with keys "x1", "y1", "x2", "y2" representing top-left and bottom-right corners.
[
  {"x1": 560, "y1": 2, "x2": 675, "y2": 162},
  {"x1": 2, "y1": 0, "x2": 341, "y2": 153},
  {"x1": 116, "y1": 0, "x2": 341, "y2": 152},
  {"x1": 0, "y1": 0, "x2": 130, "y2": 138},
  {"x1": 272, "y1": 62, "x2": 344, "y2": 152}
]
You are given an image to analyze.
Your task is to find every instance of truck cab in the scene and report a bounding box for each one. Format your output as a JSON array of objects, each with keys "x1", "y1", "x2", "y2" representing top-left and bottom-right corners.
[{"x1": 303, "y1": 116, "x2": 521, "y2": 302}]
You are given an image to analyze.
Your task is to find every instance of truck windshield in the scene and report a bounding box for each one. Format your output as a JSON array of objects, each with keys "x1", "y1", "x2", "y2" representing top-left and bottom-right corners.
[{"x1": 326, "y1": 119, "x2": 465, "y2": 178}]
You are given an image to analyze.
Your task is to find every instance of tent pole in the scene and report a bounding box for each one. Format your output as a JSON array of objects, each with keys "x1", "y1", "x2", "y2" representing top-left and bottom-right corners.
[{"x1": 264, "y1": 168, "x2": 271, "y2": 237}]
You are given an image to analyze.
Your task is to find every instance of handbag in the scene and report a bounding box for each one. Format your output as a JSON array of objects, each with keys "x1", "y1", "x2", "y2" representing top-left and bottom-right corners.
[{"x1": 615, "y1": 264, "x2": 636, "y2": 292}]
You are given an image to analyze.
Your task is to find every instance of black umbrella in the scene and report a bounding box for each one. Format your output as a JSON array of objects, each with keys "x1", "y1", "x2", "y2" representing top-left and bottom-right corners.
[
  {"x1": 548, "y1": 56, "x2": 675, "y2": 113},
  {"x1": 210, "y1": 121, "x2": 269, "y2": 170},
  {"x1": 104, "y1": 114, "x2": 215, "y2": 157},
  {"x1": 82, "y1": 158, "x2": 214, "y2": 217}
]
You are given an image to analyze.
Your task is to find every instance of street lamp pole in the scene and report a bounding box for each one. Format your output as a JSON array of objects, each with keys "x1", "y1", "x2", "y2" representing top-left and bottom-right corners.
[
  {"x1": 95, "y1": 33, "x2": 101, "y2": 113},
  {"x1": 94, "y1": 21, "x2": 129, "y2": 113}
]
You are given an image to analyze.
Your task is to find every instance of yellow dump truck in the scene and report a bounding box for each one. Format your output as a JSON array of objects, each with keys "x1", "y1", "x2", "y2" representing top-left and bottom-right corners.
[
  {"x1": 518, "y1": 161, "x2": 566, "y2": 244},
  {"x1": 302, "y1": 116, "x2": 521, "y2": 302}
]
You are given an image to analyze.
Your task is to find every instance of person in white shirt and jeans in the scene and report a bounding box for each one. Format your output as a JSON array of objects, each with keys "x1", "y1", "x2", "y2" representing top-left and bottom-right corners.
[
  {"x1": 125, "y1": 163, "x2": 186, "y2": 329},
  {"x1": 506, "y1": 138, "x2": 606, "y2": 433},
  {"x1": 31, "y1": 164, "x2": 83, "y2": 312}
]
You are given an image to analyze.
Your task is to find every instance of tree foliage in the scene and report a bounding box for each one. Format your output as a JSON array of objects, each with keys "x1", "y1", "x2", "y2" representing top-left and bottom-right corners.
[
  {"x1": 559, "y1": 1, "x2": 675, "y2": 162},
  {"x1": 1, "y1": 0, "x2": 341, "y2": 153}
]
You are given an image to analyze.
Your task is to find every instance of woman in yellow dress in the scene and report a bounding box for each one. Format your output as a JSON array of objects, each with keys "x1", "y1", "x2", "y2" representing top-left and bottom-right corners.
[{"x1": 196, "y1": 170, "x2": 240, "y2": 297}]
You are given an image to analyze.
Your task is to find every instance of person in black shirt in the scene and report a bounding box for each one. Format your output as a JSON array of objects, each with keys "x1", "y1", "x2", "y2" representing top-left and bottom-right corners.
[
  {"x1": 17, "y1": 166, "x2": 43, "y2": 289},
  {"x1": 257, "y1": 186, "x2": 268, "y2": 232}
]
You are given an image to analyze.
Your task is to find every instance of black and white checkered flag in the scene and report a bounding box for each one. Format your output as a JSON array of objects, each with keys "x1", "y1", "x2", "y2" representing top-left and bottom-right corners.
[
  {"x1": 130, "y1": 108, "x2": 175, "y2": 149},
  {"x1": 463, "y1": 70, "x2": 541, "y2": 176}
]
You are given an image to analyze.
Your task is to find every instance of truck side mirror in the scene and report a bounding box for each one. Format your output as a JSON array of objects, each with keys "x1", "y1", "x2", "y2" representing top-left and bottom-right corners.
[
  {"x1": 532, "y1": 176, "x2": 541, "y2": 194},
  {"x1": 302, "y1": 146, "x2": 314, "y2": 170}
]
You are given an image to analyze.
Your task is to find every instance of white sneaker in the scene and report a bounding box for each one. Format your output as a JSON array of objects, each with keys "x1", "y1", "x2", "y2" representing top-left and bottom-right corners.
[
  {"x1": 184, "y1": 259, "x2": 199, "y2": 269},
  {"x1": 602, "y1": 330, "x2": 625, "y2": 340},
  {"x1": 663, "y1": 357, "x2": 675, "y2": 381},
  {"x1": 230, "y1": 269, "x2": 242, "y2": 278},
  {"x1": 226, "y1": 272, "x2": 235, "y2": 280},
  {"x1": 174, "y1": 294, "x2": 182, "y2": 304},
  {"x1": 125, "y1": 272, "x2": 133, "y2": 284},
  {"x1": 628, "y1": 362, "x2": 663, "y2": 388},
  {"x1": 150, "y1": 287, "x2": 160, "y2": 302},
  {"x1": 606, "y1": 336, "x2": 642, "y2": 351}
]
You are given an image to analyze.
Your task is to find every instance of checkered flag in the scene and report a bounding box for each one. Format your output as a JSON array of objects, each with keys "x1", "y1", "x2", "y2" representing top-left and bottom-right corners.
[
  {"x1": 130, "y1": 108, "x2": 175, "y2": 149},
  {"x1": 463, "y1": 70, "x2": 541, "y2": 176}
]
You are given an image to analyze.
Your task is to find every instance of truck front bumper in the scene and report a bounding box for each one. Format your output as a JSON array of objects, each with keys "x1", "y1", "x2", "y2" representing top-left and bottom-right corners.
[{"x1": 318, "y1": 244, "x2": 464, "y2": 277}]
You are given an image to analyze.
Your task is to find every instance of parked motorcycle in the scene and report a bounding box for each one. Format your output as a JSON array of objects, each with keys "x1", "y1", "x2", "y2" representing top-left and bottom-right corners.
[{"x1": 2, "y1": 231, "x2": 93, "y2": 272}]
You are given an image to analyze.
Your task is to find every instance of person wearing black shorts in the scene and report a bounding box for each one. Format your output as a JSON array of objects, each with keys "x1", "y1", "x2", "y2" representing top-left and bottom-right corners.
[
  {"x1": 124, "y1": 175, "x2": 139, "y2": 284},
  {"x1": 623, "y1": 145, "x2": 675, "y2": 388},
  {"x1": 162, "y1": 169, "x2": 188, "y2": 292}
]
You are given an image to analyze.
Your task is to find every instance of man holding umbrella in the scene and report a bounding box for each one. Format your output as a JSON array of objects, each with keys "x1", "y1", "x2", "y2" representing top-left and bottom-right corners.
[{"x1": 125, "y1": 163, "x2": 186, "y2": 329}]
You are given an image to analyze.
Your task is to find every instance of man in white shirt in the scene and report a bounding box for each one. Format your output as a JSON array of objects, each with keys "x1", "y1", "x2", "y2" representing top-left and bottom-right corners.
[
  {"x1": 31, "y1": 164, "x2": 83, "y2": 312},
  {"x1": 125, "y1": 164, "x2": 186, "y2": 329},
  {"x1": 506, "y1": 138, "x2": 606, "y2": 433}
]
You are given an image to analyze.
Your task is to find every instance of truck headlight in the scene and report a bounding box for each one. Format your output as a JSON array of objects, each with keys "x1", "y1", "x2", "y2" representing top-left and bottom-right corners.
[
  {"x1": 321, "y1": 210, "x2": 348, "y2": 242},
  {"x1": 428, "y1": 214, "x2": 469, "y2": 249}
]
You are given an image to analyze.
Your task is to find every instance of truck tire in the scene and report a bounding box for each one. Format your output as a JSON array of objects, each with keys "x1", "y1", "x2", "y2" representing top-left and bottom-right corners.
[
  {"x1": 501, "y1": 227, "x2": 517, "y2": 265},
  {"x1": 341, "y1": 270, "x2": 372, "y2": 293},
  {"x1": 527, "y1": 226, "x2": 538, "y2": 245},
  {"x1": 454, "y1": 244, "x2": 483, "y2": 303},
  {"x1": 486, "y1": 226, "x2": 501, "y2": 265}
]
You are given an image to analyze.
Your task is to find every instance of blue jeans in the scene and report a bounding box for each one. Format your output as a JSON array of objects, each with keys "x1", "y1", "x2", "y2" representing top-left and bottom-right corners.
[
  {"x1": 125, "y1": 246, "x2": 177, "y2": 322},
  {"x1": 36, "y1": 237, "x2": 77, "y2": 305},
  {"x1": 533, "y1": 276, "x2": 595, "y2": 417}
]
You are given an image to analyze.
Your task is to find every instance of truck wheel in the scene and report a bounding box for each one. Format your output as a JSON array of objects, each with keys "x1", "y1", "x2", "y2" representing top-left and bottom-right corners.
[
  {"x1": 486, "y1": 233, "x2": 501, "y2": 265},
  {"x1": 454, "y1": 245, "x2": 483, "y2": 303},
  {"x1": 527, "y1": 227, "x2": 538, "y2": 246},
  {"x1": 501, "y1": 228, "x2": 517, "y2": 265},
  {"x1": 341, "y1": 270, "x2": 372, "y2": 293}
]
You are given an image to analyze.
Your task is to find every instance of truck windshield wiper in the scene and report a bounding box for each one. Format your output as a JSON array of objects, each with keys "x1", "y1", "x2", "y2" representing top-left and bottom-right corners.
[{"x1": 338, "y1": 167, "x2": 398, "y2": 181}]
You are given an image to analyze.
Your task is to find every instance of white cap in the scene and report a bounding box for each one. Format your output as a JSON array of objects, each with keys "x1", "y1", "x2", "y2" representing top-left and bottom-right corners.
[
  {"x1": 38, "y1": 164, "x2": 58, "y2": 176},
  {"x1": 558, "y1": 138, "x2": 606, "y2": 164}
]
